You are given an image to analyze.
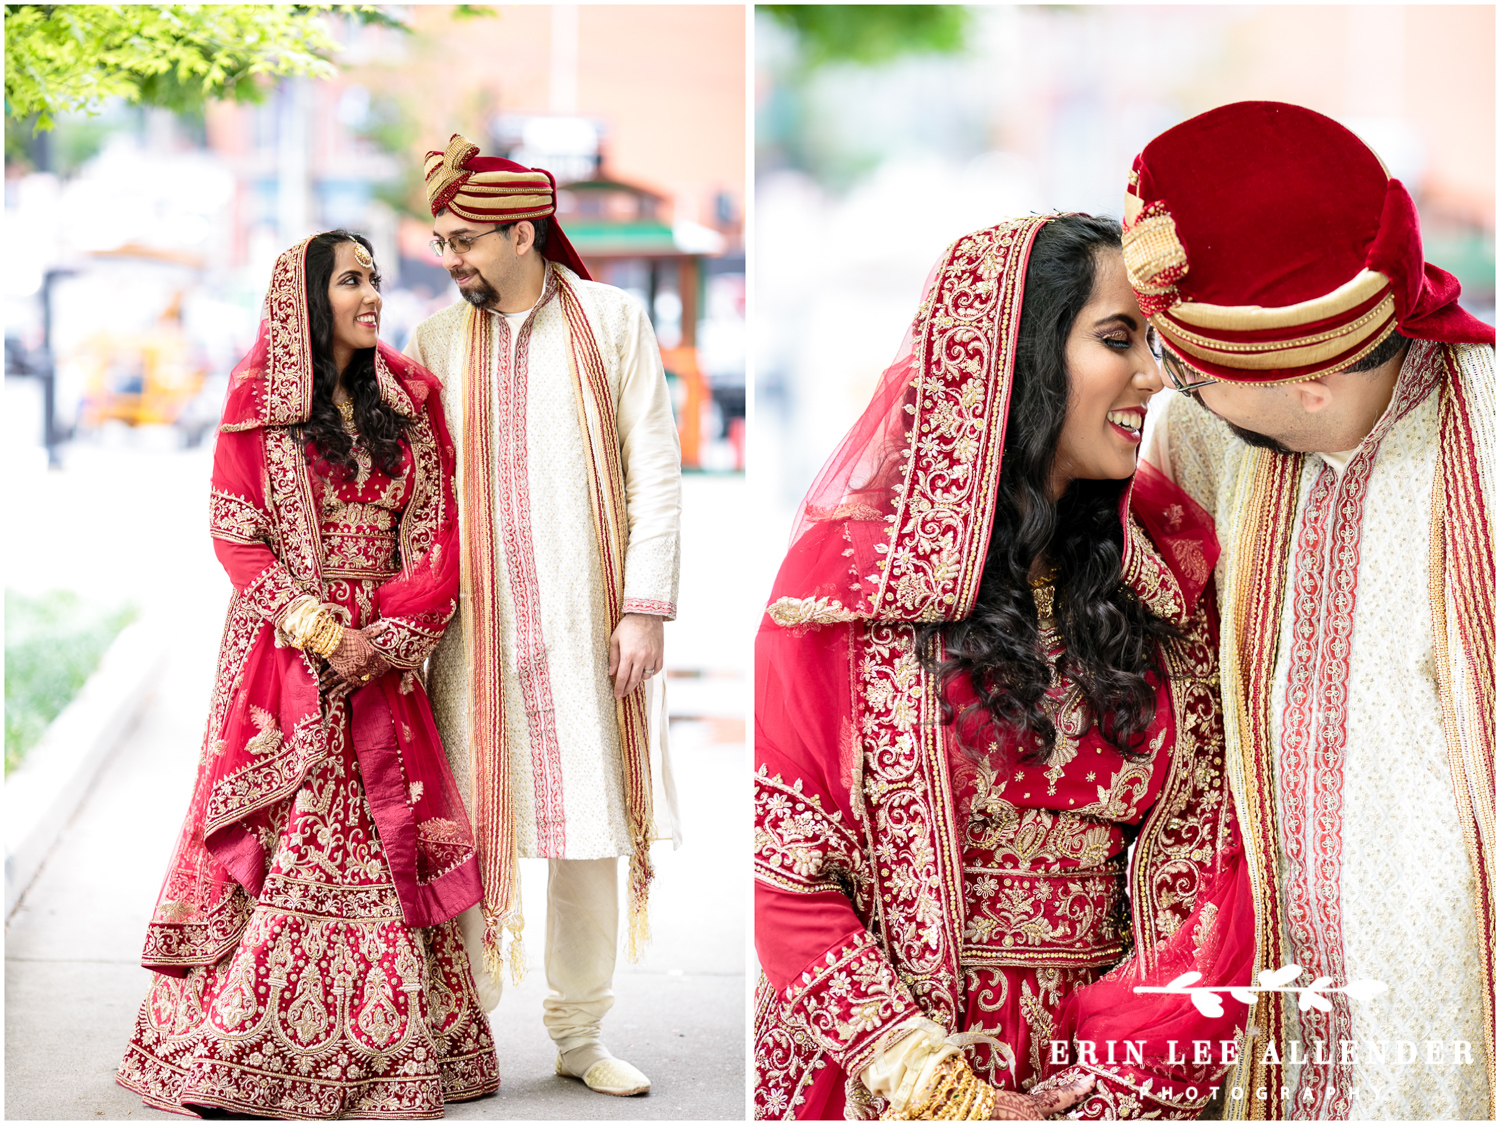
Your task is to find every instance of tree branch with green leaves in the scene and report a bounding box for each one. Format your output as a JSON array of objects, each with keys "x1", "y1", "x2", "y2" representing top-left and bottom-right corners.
[
  {"x1": 760, "y1": 5, "x2": 969, "y2": 68},
  {"x1": 4, "y1": 4, "x2": 407, "y2": 130}
]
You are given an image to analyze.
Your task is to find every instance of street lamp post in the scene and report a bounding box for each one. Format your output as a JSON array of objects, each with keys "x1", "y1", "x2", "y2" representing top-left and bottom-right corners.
[{"x1": 34, "y1": 268, "x2": 77, "y2": 469}]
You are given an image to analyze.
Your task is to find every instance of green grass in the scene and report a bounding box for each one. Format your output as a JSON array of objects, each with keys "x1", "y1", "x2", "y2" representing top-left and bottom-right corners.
[{"x1": 5, "y1": 590, "x2": 137, "y2": 776}]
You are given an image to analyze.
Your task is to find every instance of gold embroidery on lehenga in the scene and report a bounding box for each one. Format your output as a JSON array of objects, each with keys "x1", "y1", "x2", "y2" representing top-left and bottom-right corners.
[
  {"x1": 1018, "y1": 969, "x2": 1066, "y2": 1088},
  {"x1": 1075, "y1": 731, "x2": 1163, "y2": 821},
  {"x1": 285, "y1": 971, "x2": 331, "y2": 1046},
  {"x1": 212, "y1": 953, "x2": 259, "y2": 1030},
  {"x1": 356, "y1": 965, "x2": 402, "y2": 1047},
  {"x1": 767, "y1": 595, "x2": 859, "y2": 627},
  {"x1": 244, "y1": 706, "x2": 283, "y2": 757},
  {"x1": 127, "y1": 731, "x2": 498, "y2": 1111}
]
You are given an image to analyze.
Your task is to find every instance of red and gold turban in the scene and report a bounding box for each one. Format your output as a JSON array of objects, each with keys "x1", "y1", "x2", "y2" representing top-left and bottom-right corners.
[
  {"x1": 1123, "y1": 101, "x2": 1493, "y2": 383},
  {"x1": 424, "y1": 133, "x2": 591, "y2": 280}
]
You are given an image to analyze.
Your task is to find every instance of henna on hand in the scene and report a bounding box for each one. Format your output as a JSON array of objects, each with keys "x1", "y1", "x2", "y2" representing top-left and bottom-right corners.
[
  {"x1": 325, "y1": 627, "x2": 390, "y2": 688},
  {"x1": 989, "y1": 1074, "x2": 1093, "y2": 1121}
]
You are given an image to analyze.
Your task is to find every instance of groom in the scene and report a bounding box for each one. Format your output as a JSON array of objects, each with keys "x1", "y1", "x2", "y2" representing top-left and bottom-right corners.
[
  {"x1": 1133, "y1": 102, "x2": 1494, "y2": 1121},
  {"x1": 405, "y1": 134, "x2": 682, "y2": 1097}
]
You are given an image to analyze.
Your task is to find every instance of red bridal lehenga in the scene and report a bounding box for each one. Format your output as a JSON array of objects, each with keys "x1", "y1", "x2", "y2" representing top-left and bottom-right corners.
[
  {"x1": 117, "y1": 240, "x2": 499, "y2": 1119},
  {"x1": 752, "y1": 217, "x2": 1255, "y2": 1120}
]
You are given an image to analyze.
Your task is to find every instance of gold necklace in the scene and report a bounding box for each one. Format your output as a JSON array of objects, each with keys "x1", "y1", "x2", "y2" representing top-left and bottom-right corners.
[
  {"x1": 1030, "y1": 569, "x2": 1058, "y2": 625},
  {"x1": 335, "y1": 397, "x2": 355, "y2": 426}
]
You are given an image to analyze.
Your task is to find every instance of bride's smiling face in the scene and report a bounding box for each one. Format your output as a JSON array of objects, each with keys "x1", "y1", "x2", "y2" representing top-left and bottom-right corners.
[
  {"x1": 1049, "y1": 249, "x2": 1163, "y2": 498},
  {"x1": 326, "y1": 240, "x2": 382, "y2": 374}
]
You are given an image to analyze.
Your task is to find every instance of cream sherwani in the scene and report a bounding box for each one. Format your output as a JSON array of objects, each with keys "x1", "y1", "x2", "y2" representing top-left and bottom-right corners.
[
  {"x1": 1146, "y1": 340, "x2": 1492, "y2": 1120},
  {"x1": 407, "y1": 271, "x2": 681, "y2": 861},
  {"x1": 405, "y1": 268, "x2": 680, "y2": 1048}
]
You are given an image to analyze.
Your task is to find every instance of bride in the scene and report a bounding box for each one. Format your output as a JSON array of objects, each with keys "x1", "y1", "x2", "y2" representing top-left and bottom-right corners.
[
  {"x1": 754, "y1": 214, "x2": 1253, "y2": 1120},
  {"x1": 117, "y1": 231, "x2": 499, "y2": 1118}
]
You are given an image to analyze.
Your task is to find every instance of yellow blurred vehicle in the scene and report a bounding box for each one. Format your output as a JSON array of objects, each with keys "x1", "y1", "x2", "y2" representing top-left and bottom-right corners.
[{"x1": 76, "y1": 293, "x2": 209, "y2": 434}]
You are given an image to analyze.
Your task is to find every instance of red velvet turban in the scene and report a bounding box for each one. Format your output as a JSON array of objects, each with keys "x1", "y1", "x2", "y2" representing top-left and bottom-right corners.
[
  {"x1": 1123, "y1": 101, "x2": 1493, "y2": 383},
  {"x1": 424, "y1": 133, "x2": 591, "y2": 280}
]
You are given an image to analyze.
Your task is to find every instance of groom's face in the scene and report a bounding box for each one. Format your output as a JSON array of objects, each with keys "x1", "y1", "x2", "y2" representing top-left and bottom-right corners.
[
  {"x1": 1189, "y1": 381, "x2": 1304, "y2": 454},
  {"x1": 433, "y1": 210, "x2": 528, "y2": 310}
]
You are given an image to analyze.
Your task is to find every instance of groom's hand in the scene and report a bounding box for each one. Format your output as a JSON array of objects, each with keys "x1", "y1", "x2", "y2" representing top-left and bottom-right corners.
[{"x1": 608, "y1": 612, "x2": 664, "y2": 698}]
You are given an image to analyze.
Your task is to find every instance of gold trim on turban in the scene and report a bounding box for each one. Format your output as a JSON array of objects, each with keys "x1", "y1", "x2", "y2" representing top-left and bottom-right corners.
[
  {"x1": 1123, "y1": 207, "x2": 1188, "y2": 297},
  {"x1": 423, "y1": 132, "x2": 556, "y2": 220},
  {"x1": 1159, "y1": 296, "x2": 1396, "y2": 371},
  {"x1": 424, "y1": 134, "x2": 481, "y2": 211},
  {"x1": 1169, "y1": 268, "x2": 1391, "y2": 332}
]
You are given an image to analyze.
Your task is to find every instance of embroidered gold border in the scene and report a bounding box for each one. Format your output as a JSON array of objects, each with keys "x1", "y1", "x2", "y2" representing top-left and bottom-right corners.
[
  {"x1": 871, "y1": 217, "x2": 1051, "y2": 622},
  {"x1": 766, "y1": 596, "x2": 858, "y2": 627},
  {"x1": 1218, "y1": 447, "x2": 1302, "y2": 1121},
  {"x1": 959, "y1": 942, "x2": 1127, "y2": 969},
  {"x1": 1430, "y1": 350, "x2": 1498, "y2": 1119}
]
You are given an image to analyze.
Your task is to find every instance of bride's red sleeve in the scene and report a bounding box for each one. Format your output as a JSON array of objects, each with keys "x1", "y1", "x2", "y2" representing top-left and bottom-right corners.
[
  {"x1": 368, "y1": 378, "x2": 461, "y2": 669},
  {"x1": 208, "y1": 423, "x2": 307, "y2": 626},
  {"x1": 755, "y1": 617, "x2": 926, "y2": 1080}
]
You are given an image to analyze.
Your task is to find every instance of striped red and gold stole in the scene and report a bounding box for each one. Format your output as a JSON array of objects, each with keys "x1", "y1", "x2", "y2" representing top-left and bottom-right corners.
[
  {"x1": 1430, "y1": 346, "x2": 1496, "y2": 1116},
  {"x1": 1221, "y1": 342, "x2": 1495, "y2": 1120},
  {"x1": 457, "y1": 264, "x2": 656, "y2": 981}
]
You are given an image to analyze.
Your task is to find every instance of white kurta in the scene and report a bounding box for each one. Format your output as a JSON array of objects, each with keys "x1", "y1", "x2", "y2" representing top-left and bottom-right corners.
[
  {"x1": 406, "y1": 271, "x2": 681, "y2": 861},
  {"x1": 1146, "y1": 340, "x2": 1491, "y2": 1120}
]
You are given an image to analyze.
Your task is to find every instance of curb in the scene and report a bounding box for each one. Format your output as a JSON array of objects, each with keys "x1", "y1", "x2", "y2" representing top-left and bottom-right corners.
[{"x1": 4, "y1": 614, "x2": 170, "y2": 919}]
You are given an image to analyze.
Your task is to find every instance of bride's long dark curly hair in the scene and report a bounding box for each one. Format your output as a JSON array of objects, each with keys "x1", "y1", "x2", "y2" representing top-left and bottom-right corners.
[
  {"x1": 300, "y1": 230, "x2": 408, "y2": 479},
  {"x1": 919, "y1": 215, "x2": 1178, "y2": 766}
]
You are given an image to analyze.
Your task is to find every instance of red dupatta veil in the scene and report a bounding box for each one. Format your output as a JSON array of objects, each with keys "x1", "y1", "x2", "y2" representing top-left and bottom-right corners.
[
  {"x1": 142, "y1": 238, "x2": 480, "y2": 974},
  {"x1": 755, "y1": 217, "x2": 1254, "y2": 1118}
]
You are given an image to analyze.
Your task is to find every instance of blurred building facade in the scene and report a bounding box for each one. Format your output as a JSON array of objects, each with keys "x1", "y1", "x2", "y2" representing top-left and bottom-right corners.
[
  {"x1": 755, "y1": 4, "x2": 1495, "y2": 553},
  {"x1": 6, "y1": 5, "x2": 746, "y2": 469}
]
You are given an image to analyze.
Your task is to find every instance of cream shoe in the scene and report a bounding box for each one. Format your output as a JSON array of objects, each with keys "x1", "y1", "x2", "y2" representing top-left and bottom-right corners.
[{"x1": 556, "y1": 1043, "x2": 651, "y2": 1096}]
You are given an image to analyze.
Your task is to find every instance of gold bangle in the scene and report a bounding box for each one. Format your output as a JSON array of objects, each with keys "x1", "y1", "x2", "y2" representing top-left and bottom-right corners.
[
  {"x1": 891, "y1": 1057, "x2": 995, "y2": 1121},
  {"x1": 322, "y1": 616, "x2": 345, "y2": 659},
  {"x1": 971, "y1": 1081, "x2": 995, "y2": 1120},
  {"x1": 305, "y1": 612, "x2": 343, "y2": 659}
]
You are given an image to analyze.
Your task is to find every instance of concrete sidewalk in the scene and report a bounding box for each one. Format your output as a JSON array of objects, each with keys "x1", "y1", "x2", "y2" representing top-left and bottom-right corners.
[{"x1": 4, "y1": 463, "x2": 749, "y2": 1120}]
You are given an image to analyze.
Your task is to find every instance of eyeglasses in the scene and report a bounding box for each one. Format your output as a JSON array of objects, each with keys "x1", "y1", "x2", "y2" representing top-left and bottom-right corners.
[
  {"x1": 1161, "y1": 350, "x2": 1218, "y2": 395},
  {"x1": 428, "y1": 229, "x2": 502, "y2": 258}
]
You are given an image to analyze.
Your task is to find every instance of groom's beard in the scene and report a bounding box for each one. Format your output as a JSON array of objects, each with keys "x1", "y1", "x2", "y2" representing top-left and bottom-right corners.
[
  {"x1": 454, "y1": 269, "x2": 500, "y2": 309},
  {"x1": 1187, "y1": 390, "x2": 1297, "y2": 455}
]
